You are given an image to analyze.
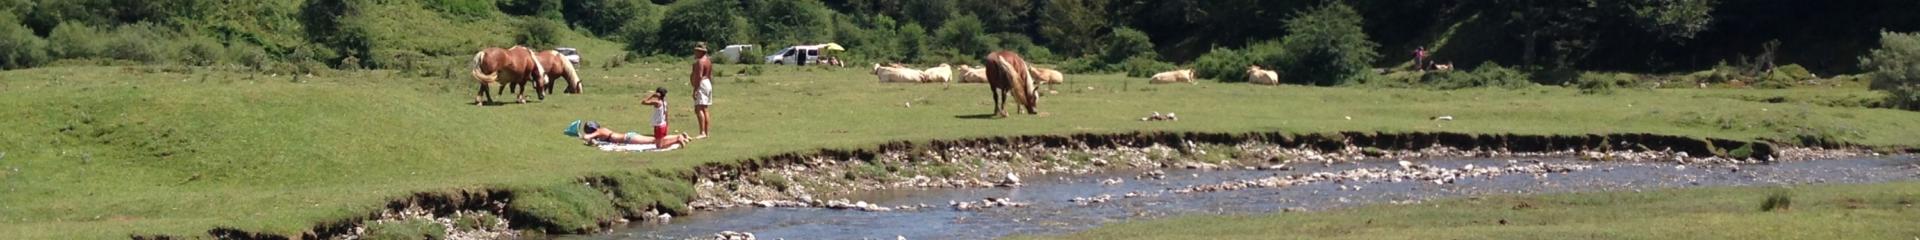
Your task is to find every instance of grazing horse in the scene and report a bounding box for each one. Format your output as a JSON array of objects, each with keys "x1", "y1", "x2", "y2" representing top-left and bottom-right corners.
[
  {"x1": 528, "y1": 49, "x2": 583, "y2": 95},
  {"x1": 985, "y1": 51, "x2": 1039, "y2": 117},
  {"x1": 470, "y1": 46, "x2": 547, "y2": 105}
]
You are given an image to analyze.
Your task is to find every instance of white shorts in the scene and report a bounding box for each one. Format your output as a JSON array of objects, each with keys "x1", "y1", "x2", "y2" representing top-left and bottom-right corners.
[{"x1": 694, "y1": 79, "x2": 713, "y2": 106}]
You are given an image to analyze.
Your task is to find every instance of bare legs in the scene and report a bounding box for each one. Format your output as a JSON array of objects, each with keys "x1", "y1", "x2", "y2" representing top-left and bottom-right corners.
[{"x1": 695, "y1": 105, "x2": 711, "y2": 138}]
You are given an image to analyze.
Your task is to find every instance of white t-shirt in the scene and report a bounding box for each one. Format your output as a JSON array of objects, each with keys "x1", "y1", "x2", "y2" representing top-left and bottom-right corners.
[{"x1": 651, "y1": 101, "x2": 668, "y2": 127}]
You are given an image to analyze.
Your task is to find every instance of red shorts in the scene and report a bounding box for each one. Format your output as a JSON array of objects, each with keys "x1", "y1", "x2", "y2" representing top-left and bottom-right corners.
[{"x1": 653, "y1": 125, "x2": 668, "y2": 144}]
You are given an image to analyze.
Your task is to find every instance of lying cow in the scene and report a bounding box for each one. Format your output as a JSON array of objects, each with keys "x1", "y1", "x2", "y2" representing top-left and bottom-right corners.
[
  {"x1": 956, "y1": 65, "x2": 989, "y2": 83},
  {"x1": 1150, "y1": 69, "x2": 1196, "y2": 84},
  {"x1": 872, "y1": 63, "x2": 927, "y2": 83},
  {"x1": 1031, "y1": 67, "x2": 1065, "y2": 85},
  {"x1": 1247, "y1": 65, "x2": 1279, "y2": 85},
  {"x1": 923, "y1": 64, "x2": 954, "y2": 83}
]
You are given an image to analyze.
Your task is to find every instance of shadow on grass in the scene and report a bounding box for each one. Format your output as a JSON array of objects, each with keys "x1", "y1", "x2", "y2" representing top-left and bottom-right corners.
[{"x1": 954, "y1": 114, "x2": 1000, "y2": 119}]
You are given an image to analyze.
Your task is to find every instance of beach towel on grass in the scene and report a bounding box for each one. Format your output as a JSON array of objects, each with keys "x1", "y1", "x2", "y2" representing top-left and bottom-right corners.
[{"x1": 595, "y1": 141, "x2": 682, "y2": 152}]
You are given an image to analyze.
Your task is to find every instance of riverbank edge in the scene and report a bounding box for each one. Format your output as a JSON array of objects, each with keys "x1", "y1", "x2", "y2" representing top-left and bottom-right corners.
[{"x1": 131, "y1": 131, "x2": 1910, "y2": 239}]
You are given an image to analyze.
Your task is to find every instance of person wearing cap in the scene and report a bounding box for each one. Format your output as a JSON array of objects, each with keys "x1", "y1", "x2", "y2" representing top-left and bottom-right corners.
[
  {"x1": 569, "y1": 88, "x2": 691, "y2": 147},
  {"x1": 690, "y1": 42, "x2": 714, "y2": 139}
]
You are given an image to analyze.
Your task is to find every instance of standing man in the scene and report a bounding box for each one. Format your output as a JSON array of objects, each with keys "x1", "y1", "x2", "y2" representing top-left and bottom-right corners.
[{"x1": 690, "y1": 42, "x2": 714, "y2": 139}]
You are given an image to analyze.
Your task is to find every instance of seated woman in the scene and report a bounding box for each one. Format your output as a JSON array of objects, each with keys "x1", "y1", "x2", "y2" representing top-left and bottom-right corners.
[{"x1": 576, "y1": 88, "x2": 691, "y2": 147}]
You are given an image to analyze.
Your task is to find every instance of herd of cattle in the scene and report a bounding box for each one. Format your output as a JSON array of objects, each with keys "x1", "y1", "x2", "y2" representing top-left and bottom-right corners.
[{"x1": 873, "y1": 61, "x2": 1281, "y2": 86}]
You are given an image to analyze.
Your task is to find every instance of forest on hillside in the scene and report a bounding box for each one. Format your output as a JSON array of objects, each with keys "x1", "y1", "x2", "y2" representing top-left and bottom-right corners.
[{"x1": 1, "y1": 0, "x2": 1917, "y2": 77}]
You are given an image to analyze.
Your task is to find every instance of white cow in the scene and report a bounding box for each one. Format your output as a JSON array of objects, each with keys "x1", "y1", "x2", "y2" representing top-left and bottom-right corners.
[
  {"x1": 1031, "y1": 67, "x2": 1065, "y2": 85},
  {"x1": 1247, "y1": 65, "x2": 1279, "y2": 85},
  {"x1": 873, "y1": 63, "x2": 927, "y2": 83},
  {"x1": 922, "y1": 64, "x2": 953, "y2": 83},
  {"x1": 956, "y1": 65, "x2": 988, "y2": 83},
  {"x1": 1150, "y1": 69, "x2": 1196, "y2": 84}
]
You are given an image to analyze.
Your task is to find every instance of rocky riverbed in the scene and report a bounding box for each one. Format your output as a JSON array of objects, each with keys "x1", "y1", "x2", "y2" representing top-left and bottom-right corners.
[
  {"x1": 601, "y1": 153, "x2": 1915, "y2": 240},
  {"x1": 575, "y1": 140, "x2": 1909, "y2": 239},
  {"x1": 688, "y1": 140, "x2": 1862, "y2": 212}
]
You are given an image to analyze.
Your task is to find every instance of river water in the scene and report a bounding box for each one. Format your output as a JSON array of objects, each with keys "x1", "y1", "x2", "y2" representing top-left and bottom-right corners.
[{"x1": 586, "y1": 156, "x2": 1919, "y2": 239}]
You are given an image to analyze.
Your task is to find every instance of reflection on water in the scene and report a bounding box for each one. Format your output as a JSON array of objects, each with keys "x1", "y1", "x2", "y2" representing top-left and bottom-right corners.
[{"x1": 586, "y1": 156, "x2": 1917, "y2": 240}]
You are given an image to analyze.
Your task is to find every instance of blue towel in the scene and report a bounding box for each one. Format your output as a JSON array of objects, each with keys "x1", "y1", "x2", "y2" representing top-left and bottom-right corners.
[{"x1": 563, "y1": 120, "x2": 583, "y2": 137}]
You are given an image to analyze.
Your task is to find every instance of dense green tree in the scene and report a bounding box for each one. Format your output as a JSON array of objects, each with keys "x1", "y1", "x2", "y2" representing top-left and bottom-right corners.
[
  {"x1": 560, "y1": 0, "x2": 657, "y2": 36},
  {"x1": 653, "y1": 0, "x2": 749, "y2": 54},
  {"x1": 1035, "y1": 0, "x2": 1108, "y2": 57},
  {"x1": 745, "y1": 0, "x2": 835, "y2": 46},
  {"x1": 1862, "y1": 31, "x2": 1920, "y2": 110},
  {"x1": 934, "y1": 14, "x2": 994, "y2": 58},
  {"x1": 1277, "y1": 2, "x2": 1377, "y2": 86},
  {"x1": 0, "y1": 17, "x2": 46, "y2": 69},
  {"x1": 896, "y1": 23, "x2": 930, "y2": 63},
  {"x1": 517, "y1": 18, "x2": 566, "y2": 49},
  {"x1": 1100, "y1": 27, "x2": 1155, "y2": 65}
]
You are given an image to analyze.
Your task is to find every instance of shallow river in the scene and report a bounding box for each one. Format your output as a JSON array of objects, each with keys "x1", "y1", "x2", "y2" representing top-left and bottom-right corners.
[{"x1": 587, "y1": 156, "x2": 1918, "y2": 239}]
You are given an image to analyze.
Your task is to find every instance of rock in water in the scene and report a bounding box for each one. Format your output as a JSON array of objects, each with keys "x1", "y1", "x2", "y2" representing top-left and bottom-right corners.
[{"x1": 999, "y1": 173, "x2": 1022, "y2": 187}]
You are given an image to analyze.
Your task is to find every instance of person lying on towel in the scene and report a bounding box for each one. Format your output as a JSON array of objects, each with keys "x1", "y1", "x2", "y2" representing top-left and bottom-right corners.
[{"x1": 565, "y1": 88, "x2": 692, "y2": 147}]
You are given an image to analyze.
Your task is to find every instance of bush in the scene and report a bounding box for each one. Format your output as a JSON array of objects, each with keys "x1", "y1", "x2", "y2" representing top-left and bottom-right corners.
[
  {"x1": 745, "y1": 0, "x2": 832, "y2": 46},
  {"x1": 653, "y1": 0, "x2": 748, "y2": 55},
  {"x1": 934, "y1": 14, "x2": 995, "y2": 59},
  {"x1": 229, "y1": 43, "x2": 270, "y2": 71},
  {"x1": 177, "y1": 37, "x2": 228, "y2": 66},
  {"x1": 517, "y1": 18, "x2": 566, "y2": 50},
  {"x1": 1760, "y1": 190, "x2": 1793, "y2": 212},
  {"x1": 1276, "y1": 2, "x2": 1378, "y2": 86},
  {"x1": 1193, "y1": 48, "x2": 1255, "y2": 82},
  {"x1": 47, "y1": 22, "x2": 108, "y2": 59},
  {"x1": 1055, "y1": 57, "x2": 1101, "y2": 74},
  {"x1": 993, "y1": 33, "x2": 1052, "y2": 63},
  {"x1": 896, "y1": 23, "x2": 930, "y2": 63},
  {"x1": 1577, "y1": 71, "x2": 1627, "y2": 94},
  {"x1": 1860, "y1": 31, "x2": 1920, "y2": 110},
  {"x1": 1121, "y1": 56, "x2": 1177, "y2": 78},
  {"x1": 0, "y1": 17, "x2": 47, "y2": 69},
  {"x1": 1100, "y1": 27, "x2": 1155, "y2": 66},
  {"x1": 105, "y1": 23, "x2": 170, "y2": 64}
]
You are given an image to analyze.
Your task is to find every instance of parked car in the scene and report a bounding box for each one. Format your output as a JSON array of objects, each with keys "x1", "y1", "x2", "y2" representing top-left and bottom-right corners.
[{"x1": 554, "y1": 47, "x2": 581, "y2": 65}]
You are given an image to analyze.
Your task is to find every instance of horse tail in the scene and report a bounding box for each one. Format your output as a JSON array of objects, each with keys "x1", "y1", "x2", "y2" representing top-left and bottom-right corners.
[
  {"x1": 562, "y1": 55, "x2": 582, "y2": 92},
  {"x1": 470, "y1": 50, "x2": 497, "y2": 84}
]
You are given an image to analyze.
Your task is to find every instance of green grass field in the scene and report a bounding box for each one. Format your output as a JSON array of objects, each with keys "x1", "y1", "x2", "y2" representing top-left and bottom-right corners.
[
  {"x1": 1021, "y1": 182, "x2": 1920, "y2": 240},
  {"x1": 1, "y1": 62, "x2": 1917, "y2": 238}
]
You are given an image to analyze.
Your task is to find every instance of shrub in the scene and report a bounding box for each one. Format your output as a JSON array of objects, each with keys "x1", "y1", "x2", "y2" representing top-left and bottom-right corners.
[
  {"x1": 1577, "y1": 72, "x2": 1626, "y2": 94},
  {"x1": 1276, "y1": 2, "x2": 1378, "y2": 86},
  {"x1": 426, "y1": 0, "x2": 493, "y2": 19},
  {"x1": 229, "y1": 42, "x2": 271, "y2": 71},
  {"x1": 47, "y1": 22, "x2": 108, "y2": 59},
  {"x1": 0, "y1": 17, "x2": 47, "y2": 69},
  {"x1": 1100, "y1": 27, "x2": 1155, "y2": 66},
  {"x1": 517, "y1": 18, "x2": 566, "y2": 50},
  {"x1": 745, "y1": 0, "x2": 832, "y2": 45},
  {"x1": 105, "y1": 23, "x2": 170, "y2": 64},
  {"x1": 654, "y1": 0, "x2": 748, "y2": 55},
  {"x1": 177, "y1": 37, "x2": 228, "y2": 66},
  {"x1": 934, "y1": 14, "x2": 995, "y2": 59},
  {"x1": 1860, "y1": 31, "x2": 1920, "y2": 110},
  {"x1": 1193, "y1": 48, "x2": 1254, "y2": 82},
  {"x1": 993, "y1": 33, "x2": 1052, "y2": 63},
  {"x1": 896, "y1": 23, "x2": 930, "y2": 63},
  {"x1": 1055, "y1": 57, "x2": 1102, "y2": 74},
  {"x1": 1760, "y1": 190, "x2": 1793, "y2": 212},
  {"x1": 1121, "y1": 56, "x2": 1177, "y2": 78}
]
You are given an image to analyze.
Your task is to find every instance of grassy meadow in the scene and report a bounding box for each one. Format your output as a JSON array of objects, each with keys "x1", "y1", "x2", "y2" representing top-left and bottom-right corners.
[{"x1": 0, "y1": 62, "x2": 1917, "y2": 238}]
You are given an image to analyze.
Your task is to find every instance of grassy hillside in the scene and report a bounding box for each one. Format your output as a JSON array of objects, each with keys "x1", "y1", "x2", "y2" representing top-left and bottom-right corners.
[
  {"x1": 0, "y1": 63, "x2": 1917, "y2": 238},
  {"x1": 1022, "y1": 182, "x2": 1920, "y2": 239}
]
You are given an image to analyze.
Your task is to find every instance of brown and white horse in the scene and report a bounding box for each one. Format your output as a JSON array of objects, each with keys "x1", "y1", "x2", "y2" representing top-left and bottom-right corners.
[
  {"x1": 527, "y1": 49, "x2": 582, "y2": 95},
  {"x1": 469, "y1": 46, "x2": 547, "y2": 105},
  {"x1": 985, "y1": 51, "x2": 1039, "y2": 117}
]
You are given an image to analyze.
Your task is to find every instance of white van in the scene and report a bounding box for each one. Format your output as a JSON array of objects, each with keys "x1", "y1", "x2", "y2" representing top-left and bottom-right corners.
[
  {"x1": 764, "y1": 45, "x2": 824, "y2": 65},
  {"x1": 718, "y1": 44, "x2": 754, "y2": 64}
]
